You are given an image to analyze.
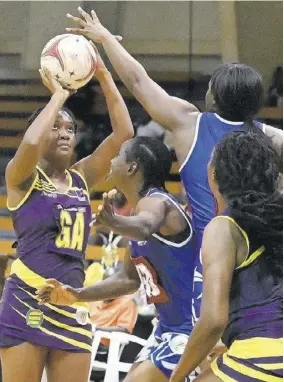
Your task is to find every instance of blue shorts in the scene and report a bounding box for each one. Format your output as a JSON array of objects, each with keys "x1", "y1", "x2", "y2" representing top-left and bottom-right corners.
[{"x1": 135, "y1": 326, "x2": 199, "y2": 381}]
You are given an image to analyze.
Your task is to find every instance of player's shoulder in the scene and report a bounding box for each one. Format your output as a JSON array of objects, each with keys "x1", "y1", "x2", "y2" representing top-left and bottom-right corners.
[{"x1": 263, "y1": 123, "x2": 283, "y2": 157}]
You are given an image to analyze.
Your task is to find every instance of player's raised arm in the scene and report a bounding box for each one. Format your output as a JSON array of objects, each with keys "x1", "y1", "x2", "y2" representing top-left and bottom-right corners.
[
  {"x1": 37, "y1": 246, "x2": 140, "y2": 304},
  {"x1": 5, "y1": 71, "x2": 70, "y2": 190},
  {"x1": 66, "y1": 7, "x2": 199, "y2": 132},
  {"x1": 72, "y1": 47, "x2": 134, "y2": 190},
  {"x1": 91, "y1": 191, "x2": 168, "y2": 241}
]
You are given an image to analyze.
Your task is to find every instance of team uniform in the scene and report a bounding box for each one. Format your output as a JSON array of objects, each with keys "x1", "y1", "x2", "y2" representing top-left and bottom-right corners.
[
  {"x1": 211, "y1": 214, "x2": 283, "y2": 381},
  {"x1": 129, "y1": 189, "x2": 198, "y2": 380},
  {"x1": 0, "y1": 166, "x2": 93, "y2": 352},
  {"x1": 179, "y1": 113, "x2": 265, "y2": 322}
]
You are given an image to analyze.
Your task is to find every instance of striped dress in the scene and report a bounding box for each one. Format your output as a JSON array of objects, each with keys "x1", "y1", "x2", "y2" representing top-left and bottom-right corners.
[
  {"x1": 211, "y1": 216, "x2": 283, "y2": 381},
  {"x1": 0, "y1": 166, "x2": 93, "y2": 352}
]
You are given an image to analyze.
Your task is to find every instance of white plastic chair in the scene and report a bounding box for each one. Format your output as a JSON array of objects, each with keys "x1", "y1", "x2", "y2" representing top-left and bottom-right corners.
[{"x1": 89, "y1": 327, "x2": 147, "y2": 382}]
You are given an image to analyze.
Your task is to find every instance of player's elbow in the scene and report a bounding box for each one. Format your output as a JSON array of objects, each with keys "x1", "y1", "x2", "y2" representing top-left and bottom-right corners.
[
  {"x1": 208, "y1": 315, "x2": 228, "y2": 337},
  {"x1": 121, "y1": 125, "x2": 134, "y2": 141},
  {"x1": 128, "y1": 67, "x2": 148, "y2": 95},
  {"x1": 127, "y1": 277, "x2": 141, "y2": 293},
  {"x1": 138, "y1": 224, "x2": 153, "y2": 241}
]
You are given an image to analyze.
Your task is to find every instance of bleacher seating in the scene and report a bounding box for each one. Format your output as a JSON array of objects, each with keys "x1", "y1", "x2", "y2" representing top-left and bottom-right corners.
[{"x1": 0, "y1": 70, "x2": 282, "y2": 262}]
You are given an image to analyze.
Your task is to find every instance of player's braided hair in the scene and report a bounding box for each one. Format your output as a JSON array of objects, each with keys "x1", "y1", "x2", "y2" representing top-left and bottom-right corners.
[
  {"x1": 27, "y1": 106, "x2": 77, "y2": 132},
  {"x1": 212, "y1": 130, "x2": 283, "y2": 275},
  {"x1": 125, "y1": 136, "x2": 172, "y2": 196}
]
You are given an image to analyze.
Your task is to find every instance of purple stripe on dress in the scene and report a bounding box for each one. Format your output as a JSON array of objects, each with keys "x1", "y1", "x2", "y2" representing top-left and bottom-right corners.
[
  {"x1": 229, "y1": 355, "x2": 283, "y2": 379},
  {"x1": 0, "y1": 327, "x2": 90, "y2": 353},
  {"x1": 217, "y1": 356, "x2": 264, "y2": 382},
  {"x1": 0, "y1": 277, "x2": 92, "y2": 352},
  {"x1": 243, "y1": 356, "x2": 283, "y2": 365}
]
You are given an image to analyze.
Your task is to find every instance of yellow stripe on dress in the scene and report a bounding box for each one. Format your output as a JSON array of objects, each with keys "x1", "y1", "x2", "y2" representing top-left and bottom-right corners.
[
  {"x1": 7, "y1": 172, "x2": 39, "y2": 211},
  {"x1": 69, "y1": 168, "x2": 89, "y2": 194},
  {"x1": 222, "y1": 353, "x2": 282, "y2": 382},
  {"x1": 10, "y1": 305, "x2": 92, "y2": 352},
  {"x1": 228, "y1": 338, "x2": 283, "y2": 359},
  {"x1": 214, "y1": 216, "x2": 265, "y2": 269},
  {"x1": 237, "y1": 246, "x2": 265, "y2": 269},
  {"x1": 13, "y1": 294, "x2": 92, "y2": 338},
  {"x1": 11, "y1": 259, "x2": 89, "y2": 312},
  {"x1": 211, "y1": 358, "x2": 238, "y2": 382},
  {"x1": 214, "y1": 216, "x2": 249, "y2": 251},
  {"x1": 17, "y1": 283, "x2": 90, "y2": 321}
]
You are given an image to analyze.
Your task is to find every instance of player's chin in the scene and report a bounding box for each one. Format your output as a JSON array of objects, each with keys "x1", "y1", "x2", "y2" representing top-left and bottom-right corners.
[{"x1": 56, "y1": 146, "x2": 74, "y2": 157}]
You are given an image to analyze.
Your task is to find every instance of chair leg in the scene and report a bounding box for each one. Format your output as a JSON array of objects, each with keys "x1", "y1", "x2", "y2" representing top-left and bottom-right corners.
[{"x1": 104, "y1": 339, "x2": 120, "y2": 382}]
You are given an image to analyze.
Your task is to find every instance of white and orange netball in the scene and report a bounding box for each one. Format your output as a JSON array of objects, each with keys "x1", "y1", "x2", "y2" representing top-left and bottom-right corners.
[{"x1": 40, "y1": 34, "x2": 97, "y2": 90}]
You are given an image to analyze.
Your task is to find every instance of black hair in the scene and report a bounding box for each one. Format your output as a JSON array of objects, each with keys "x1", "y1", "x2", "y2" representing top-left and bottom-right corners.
[
  {"x1": 210, "y1": 63, "x2": 266, "y2": 137},
  {"x1": 212, "y1": 130, "x2": 282, "y2": 275},
  {"x1": 125, "y1": 136, "x2": 172, "y2": 196},
  {"x1": 27, "y1": 106, "x2": 77, "y2": 132}
]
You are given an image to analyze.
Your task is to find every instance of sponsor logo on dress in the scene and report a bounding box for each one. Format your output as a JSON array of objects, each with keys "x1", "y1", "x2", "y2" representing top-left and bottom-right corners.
[
  {"x1": 76, "y1": 307, "x2": 89, "y2": 326},
  {"x1": 26, "y1": 309, "x2": 44, "y2": 328}
]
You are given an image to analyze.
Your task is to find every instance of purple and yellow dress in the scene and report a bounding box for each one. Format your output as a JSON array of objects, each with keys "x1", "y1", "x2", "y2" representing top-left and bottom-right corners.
[
  {"x1": 0, "y1": 166, "x2": 93, "y2": 352},
  {"x1": 211, "y1": 215, "x2": 283, "y2": 381}
]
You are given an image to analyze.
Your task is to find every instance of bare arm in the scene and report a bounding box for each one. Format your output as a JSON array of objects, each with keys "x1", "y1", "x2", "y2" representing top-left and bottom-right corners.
[
  {"x1": 6, "y1": 71, "x2": 69, "y2": 189},
  {"x1": 170, "y1": 218, "x2": 236, "y2": 381},
  {"x1": 72, "y1": 48, "x2": 134, "y2": 190},
  {"x1": 79, "y1": 246, "x2": 140, "y2": 301},
  {"x1": 92, "y1": 194, "x2": 167, "y2": 241},
  {"x1": 66, "y1": 8, "x2": 199, "y2": 132},
  {"x1": 37, "y1": 246, "x2": 140, "y2": 305}
]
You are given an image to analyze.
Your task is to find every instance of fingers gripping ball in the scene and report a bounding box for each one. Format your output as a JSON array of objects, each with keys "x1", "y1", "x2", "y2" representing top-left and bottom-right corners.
[{"x1": 41, "y1": 34, "x2": 97, "y2": 90}]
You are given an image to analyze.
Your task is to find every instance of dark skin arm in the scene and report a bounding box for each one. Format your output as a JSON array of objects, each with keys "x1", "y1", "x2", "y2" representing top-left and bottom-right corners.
[
  {"x1": 91, "y1": 191, "x2": 168, "y2": 241},
  {"x1": 170, "y1": 218, "x2": 237, "y2": 382},
  {"x1": 72, "y1": 47, "x2": 134, "y2": 191},
  {"x1": 5, "y1": 71, "x2": 70, "y2": 195},
  {"x1": 66, "y1": 8, "x2": 199, "y2": 164},
  {"x1": 36, "y1": 246, "x2": 141, "y2": 304}
]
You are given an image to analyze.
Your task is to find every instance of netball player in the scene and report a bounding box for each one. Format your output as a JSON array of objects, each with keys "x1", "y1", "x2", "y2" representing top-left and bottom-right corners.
[
  {"x1": 37, "y1": 136, "x2": 198, "y2": 382},
  {"x1": 0, "y1": 51, "x2": 133, "y2": 382},
  {"x1": 170, "y1": 131, "x2": 282, "y2": 381},
  {"x1": 65, "y1": 7, "x2": 283, "y2": 324}
]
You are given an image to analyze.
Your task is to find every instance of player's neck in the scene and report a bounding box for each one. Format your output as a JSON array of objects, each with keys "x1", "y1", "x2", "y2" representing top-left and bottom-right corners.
[
  {"x1": 118, "y1": 183, "x2": 143, "y2": 208},
  {"x1": 39, "y1": 159, "x2": 69, "y2": 178},
  {"x1": 216, "y1": 194, "x2": 226, "y2": 215}
]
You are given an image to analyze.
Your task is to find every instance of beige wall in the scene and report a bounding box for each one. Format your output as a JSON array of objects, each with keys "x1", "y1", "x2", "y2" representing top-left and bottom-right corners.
[
  {"x1": 0, "y1": 1, "x2": 29, "y2": 54},
  {"x1": 0, "y1": 1, "x2": 282, "y2": 80},
  {"x1": 236, "y1": 1, "x2": 283, "y2": 88}
]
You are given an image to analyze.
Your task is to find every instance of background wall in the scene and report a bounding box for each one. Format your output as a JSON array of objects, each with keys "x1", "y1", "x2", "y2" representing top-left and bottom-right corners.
[
  {"x1": 0, "y1": 1, "x2": 282, "y2": 85},
  {"x1": 236, "y1": 1, "x2": 283, "y2": 89}
]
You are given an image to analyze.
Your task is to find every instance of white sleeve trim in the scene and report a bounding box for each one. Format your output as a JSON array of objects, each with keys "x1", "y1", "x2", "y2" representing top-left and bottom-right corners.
[{"x1": 179, "y1": 113, "x2": 202, "y2": 172}]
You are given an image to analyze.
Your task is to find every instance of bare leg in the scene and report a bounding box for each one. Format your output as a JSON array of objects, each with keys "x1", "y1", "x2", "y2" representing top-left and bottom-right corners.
[
  {"x1": 124, "y1": 360, "x2": 168, "y2": 382},
  {"x1": 0, "y1": 342, "x2": 48, "y2": 382},
  {"x1": 194, "y1": 368, "x2": 222, "y2": 382},
  {"x1": 46, "y1": 349, "x2": 91, "y2": 382}
]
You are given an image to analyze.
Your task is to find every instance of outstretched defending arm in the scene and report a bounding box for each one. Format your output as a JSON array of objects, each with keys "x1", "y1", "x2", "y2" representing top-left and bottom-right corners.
[
  {"x1": 36, "y1": 246, "x2": 140, "y2": 305},
  {"x1": 66, "y1": 7, "x2": 199, "y2": 132}
]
